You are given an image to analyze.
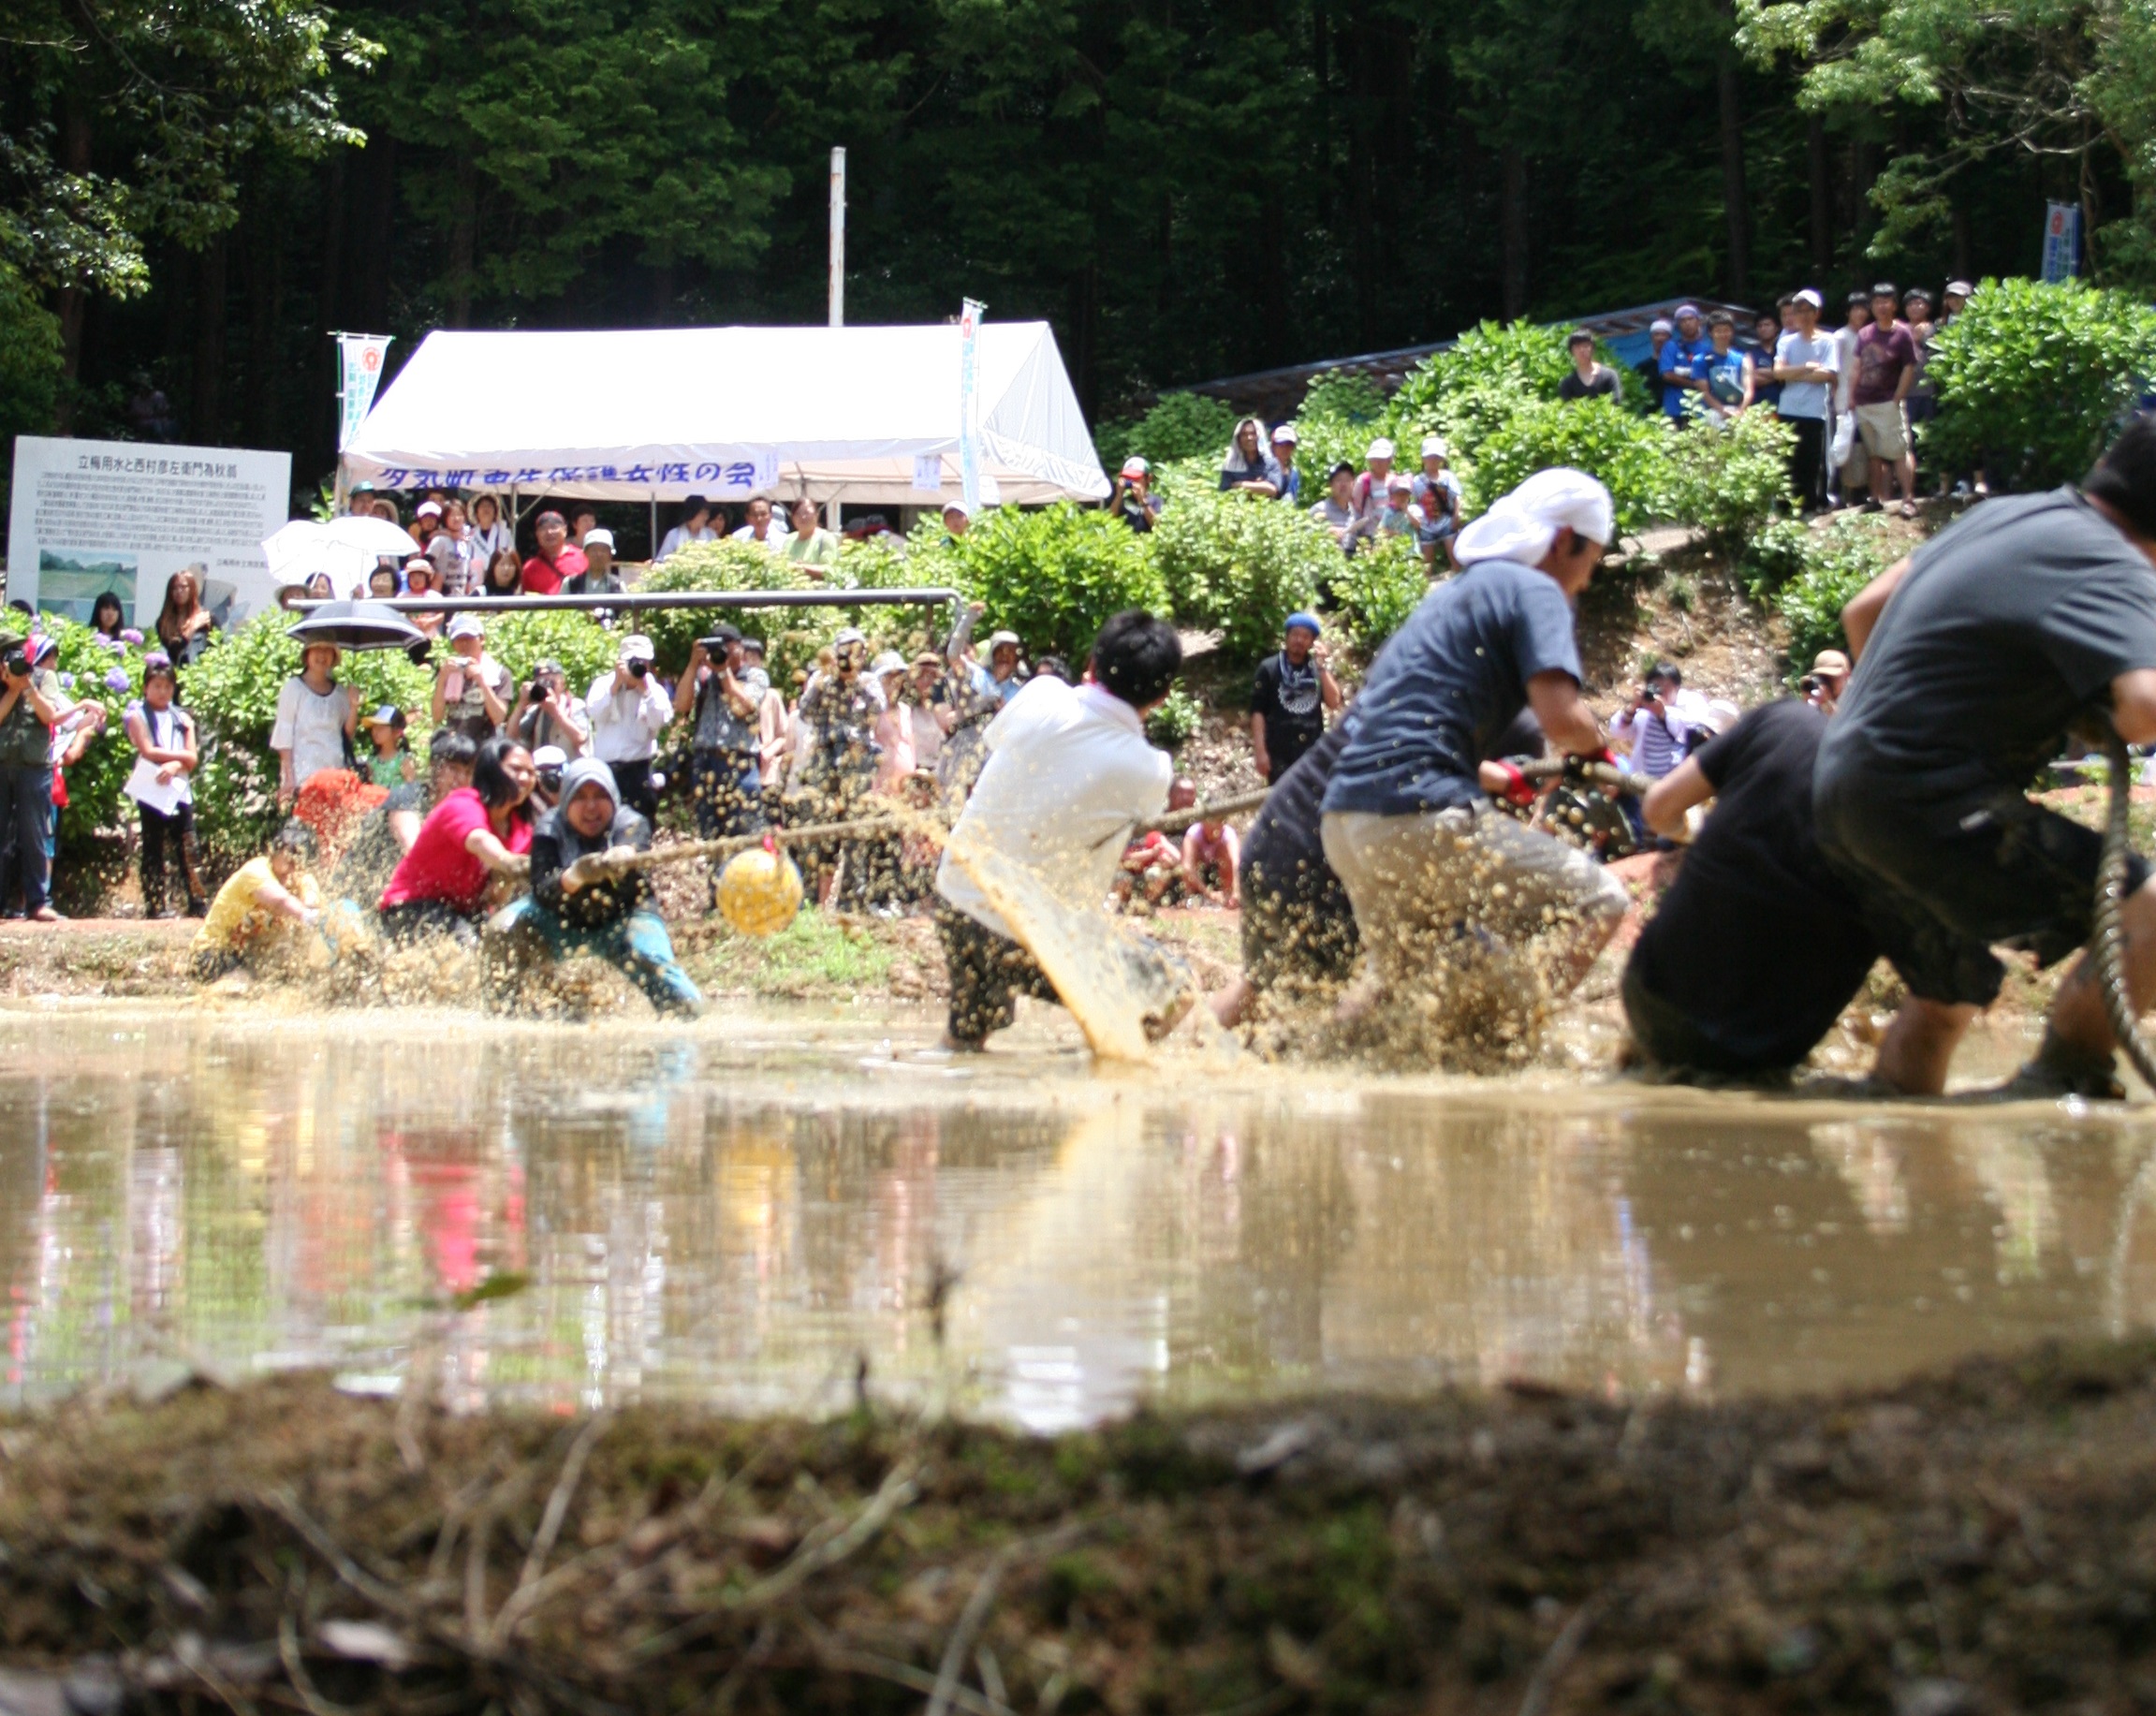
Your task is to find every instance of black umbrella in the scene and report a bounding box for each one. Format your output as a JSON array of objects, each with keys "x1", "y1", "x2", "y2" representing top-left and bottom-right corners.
[{"x1": 285, "y1": 599, "x2": 428, "y2": 653}]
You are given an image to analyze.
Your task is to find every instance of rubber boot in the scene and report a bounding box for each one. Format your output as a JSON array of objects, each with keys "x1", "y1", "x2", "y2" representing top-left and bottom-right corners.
[{"x1": 139, "y1": 834, "x2": 169, "y2": 920}]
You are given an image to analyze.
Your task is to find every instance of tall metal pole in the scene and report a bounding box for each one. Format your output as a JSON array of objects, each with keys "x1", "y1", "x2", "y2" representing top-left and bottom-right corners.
[{"x1": 829, "y1": 147, "x2": 846, "y2": 329}]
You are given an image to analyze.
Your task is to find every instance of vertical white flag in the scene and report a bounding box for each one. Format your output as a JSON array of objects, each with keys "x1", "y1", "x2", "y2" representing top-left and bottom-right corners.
[
  {"x1": 958, "y1": 299, "x2": 985, "y2": 512},
  {"x1": 336, "y1": 334, "x2": 393, "y2": 450}
]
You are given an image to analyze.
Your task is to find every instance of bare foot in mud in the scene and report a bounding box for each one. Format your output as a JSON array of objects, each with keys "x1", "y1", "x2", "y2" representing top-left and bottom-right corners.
[{"x1": 940, "y1": 1033, "x2": 987, "y2": 1054}]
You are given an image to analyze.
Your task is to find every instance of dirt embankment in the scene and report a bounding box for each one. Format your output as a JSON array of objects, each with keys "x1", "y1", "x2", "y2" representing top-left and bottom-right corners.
[{"x1": 6, "y1": 1342, "x2": 2156, "y2": 1715}]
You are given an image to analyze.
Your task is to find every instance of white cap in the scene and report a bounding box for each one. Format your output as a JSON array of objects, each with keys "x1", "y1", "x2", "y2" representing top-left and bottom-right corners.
[
  {"x1": 1421, "y1": 435, "x2": 1448, "y2": 460},
  {"x1": 446, "y1": 612, "x2": 485, "y2": 641},
  {"x1": 1271, "y1": 422, "x2": 1298, "y2": 444},
  {"x1": 416, "y1": 501, "x2": 443, "y2": 519},
  {"x1": 1366, "y1": 437, "x2": 1395, "y2": 461},
  {"x1": 621, "y1": 633, "x2": 655, "y2": 662},
  {"x1": 532, "y1": 744, "x2": 568, "y2": 770},
  {"x1": 1454, "y1": 467, "x2": 1616, "y2": 564},
  {"x1": 987, "y1": 630, "x2": 1021, "y2": 651},
  {"x1": 1121, "y1": 456, "x2": 1151, "y2": 478},
  {"x1": 942, "y1": 497, "x2": 974, "y2": 519},
  {"x1": 583, "y1": 528, "x2": 615, "y2": 550},
  {"x1": 1794, "y1": 287, "x2": 1823, "y2": 310},
  {"x1": 870, "y1": 650, "x2": 908, "y2": 677}
]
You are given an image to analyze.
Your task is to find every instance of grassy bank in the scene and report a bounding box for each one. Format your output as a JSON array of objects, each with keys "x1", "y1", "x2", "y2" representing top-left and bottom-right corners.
[{"x1": 6, "y1": 1342, "x2": 2156, "y2": 1712}]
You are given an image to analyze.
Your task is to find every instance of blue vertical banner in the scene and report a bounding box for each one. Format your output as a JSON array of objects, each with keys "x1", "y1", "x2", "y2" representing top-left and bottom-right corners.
[
  {"x1": 2042, "y1": 201, "x2": 2082, "y2": 284},
  {"x1": 958, "y1": 298, "x2": 985, "y2": 512},
  {"x1": 335, "y1": 333, "x2": 393, "y2": 449}
]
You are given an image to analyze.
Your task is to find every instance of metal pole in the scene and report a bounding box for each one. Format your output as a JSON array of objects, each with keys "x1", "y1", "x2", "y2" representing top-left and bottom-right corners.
[
  {"x1": 281, "y1": 584, "x2": 970, "y2": 639},
  {"x1": 829, "y1": 146, "x2": 846, "y2": 329}
]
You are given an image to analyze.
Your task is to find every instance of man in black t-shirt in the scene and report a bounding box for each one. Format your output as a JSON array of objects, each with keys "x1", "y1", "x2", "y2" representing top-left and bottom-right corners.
[
  {"x1": 1249, "y1": 614, "x2": 1341, "y2": 785},
  {"x1": 1815, "y1": 418, "x2": 2156, "y2": 1096},
  {"x1": 1625, "y1": 700, "x2": 1875, "y2": 1078}
]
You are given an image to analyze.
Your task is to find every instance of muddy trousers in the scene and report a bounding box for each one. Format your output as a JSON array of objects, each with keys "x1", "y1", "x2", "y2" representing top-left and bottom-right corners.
[
  {"x1": 484, "y1": 897, "x2": 704, "y2": 1018},
  {"x1": 1321, "y1": 803, "x2": 1630, "y2": 1034},
  {"x1": 139, "y1": 801, "x2": 208, "y2": 917}
]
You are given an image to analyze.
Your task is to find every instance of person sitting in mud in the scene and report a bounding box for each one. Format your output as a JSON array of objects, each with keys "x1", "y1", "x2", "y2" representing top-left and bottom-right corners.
[
  {"x1": 1115, "y1": 779, "x2": 1195, "y2": 912},
  {"x1": 933, "y1": 609, "x2": 1190, "y2": 1050},
  {"x1": 484, "y1": 757, "x2": 704, "y2": 1019},
  {"x1": 1181, "y1": 805, "x2": 1240, "y2": 907},
  {"x1": 1816, "y1": 417, "x2": 2156, "y2": 1098},
  {"x1": 1621, "y1": 697, "x2": 1879, "y2": 1081},
  {"x1": 191, "y1": 822, "x2": 323, "y2": 983},
  {"x1": 1318, "y1": 467, "x2": 1631, "y2": 1054},
  {"x1": 377, "y1": 735, "x2": 535, "y2": 946},
  {"x1": 327, "y1": 729, "x2": 478, "y2": 914}
]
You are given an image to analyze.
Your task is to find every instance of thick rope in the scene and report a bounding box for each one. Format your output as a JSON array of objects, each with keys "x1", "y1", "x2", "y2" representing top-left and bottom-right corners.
[{"x1": 2097, "y1": 728, "x2": 2156, "y2": 1093}]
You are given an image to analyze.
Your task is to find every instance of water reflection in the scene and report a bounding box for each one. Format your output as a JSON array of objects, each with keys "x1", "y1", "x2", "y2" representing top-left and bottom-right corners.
[{"x1": 5, "y1": 1012, "x2": 2156, "y2": 1427}]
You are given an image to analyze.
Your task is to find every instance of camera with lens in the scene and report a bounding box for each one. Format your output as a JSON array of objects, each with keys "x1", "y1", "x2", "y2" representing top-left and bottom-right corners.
[
  {"x1": 1798, "y1": 673, "x2": 1826, "y2": 697},
  {"x1": 625, "y1": 658, "x2": 649, "y2": 681},
  {"x1": 0, "y1": 643, "x2": 28, "y2": 678}
]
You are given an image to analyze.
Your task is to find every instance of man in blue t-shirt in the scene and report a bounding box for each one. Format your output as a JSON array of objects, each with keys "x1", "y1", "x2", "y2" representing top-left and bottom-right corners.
[
  {"x1": 1319, "y1": 468, "x2": 1631, "y2": 1048},
  {"x1": 1658, "y1": 303, "x2": 1711, "y2": 419}
]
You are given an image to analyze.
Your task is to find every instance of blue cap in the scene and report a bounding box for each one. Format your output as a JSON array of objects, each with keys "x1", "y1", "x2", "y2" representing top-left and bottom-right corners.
[{"x1": 1284, "y1": 612, "x2": 1321, "y2": 638}]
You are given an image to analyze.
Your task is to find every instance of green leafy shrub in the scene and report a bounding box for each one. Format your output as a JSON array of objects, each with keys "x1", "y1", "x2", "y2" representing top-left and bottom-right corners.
[
  {"x1": 638, "y1": 541, "x2": 848, "y2": 684},
  {"x1": 1663, "y1": 410, "x2": 1795, "y2": 550},
  {"x1": 1148, "y1": 481, "x2": 1331, "y2": 660},
  {"x1": 1392, "y1": 320, "x2": 1576, "y2": 452},
  {"x1": 1096, "y1": 391, "x2": 1242, "y2": 472},
  {"x1": 1466, "y1": 398, "x2": 1674, "y2": 537},
  {"x1": 1144, "y1": 685, "x2": 1200, "y2": 750},
  {"x1": 43, "y1": 619, "x2": 145, "y2": 901},
  {"x1": 1774, "y1": 513, "x2": 1899, "y2": 672},
  {"x1": 479, "y1": 609, "x2": 623, "y2": 702},
  {"x1": 937, "y1": 502, "x2": 1168, "y2": 661},
  {"x1": 1740, "y1": 514, "x2": 1813, "y2": 595},
  {"x1": 1924, "y1": 277, "x2": 2156, "y2": 492},
  {"x1": 1333, "y1": 534, "x2": 1429, "y2": 656},
  {"x1": 1287, "y1": 370, "x2": 1391, "y2": 488},
  {"x1": 179, "y1": 614, "x2": 432, "y2": 874}
]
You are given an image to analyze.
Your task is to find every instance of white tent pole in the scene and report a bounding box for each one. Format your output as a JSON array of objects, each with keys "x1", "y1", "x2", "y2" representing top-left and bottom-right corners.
[{"x1": 829, "y1": 148, "x2": 846, "y2": 329}]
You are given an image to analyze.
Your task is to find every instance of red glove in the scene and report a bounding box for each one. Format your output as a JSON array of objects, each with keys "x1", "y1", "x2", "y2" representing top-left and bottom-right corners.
[{"x1": 1493, "y1": 759, "x2": 1536, "y2": 808}]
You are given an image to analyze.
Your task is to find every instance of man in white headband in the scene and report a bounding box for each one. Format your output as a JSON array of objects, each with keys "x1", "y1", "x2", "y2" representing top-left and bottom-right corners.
[{"x1": 1319, "y1": 466, "x2": 1630, "y2": 1049}]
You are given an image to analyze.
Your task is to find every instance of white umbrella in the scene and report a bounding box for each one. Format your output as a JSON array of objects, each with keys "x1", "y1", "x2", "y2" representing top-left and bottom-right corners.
[
  {"x1": 267, "y1": 537, "x2": 374, "y2": 592},
  {"x1": 263, "y1": 515, "x2": 422, "y2": 576}
]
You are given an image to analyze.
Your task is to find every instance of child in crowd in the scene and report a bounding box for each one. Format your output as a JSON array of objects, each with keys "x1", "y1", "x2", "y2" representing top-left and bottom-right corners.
[
  {"x1": 1115, "y1": 778, "x2": 1196, "y2": 912},
  {"x1": 365, "y1": 706, "x2": 415, "y2": 787},
  {"x1": 124, "y1": 654, "x2": 207, "y2": 917},
  {"x1": 192, "y1": 822, "x2": 322, "y2": 981}
]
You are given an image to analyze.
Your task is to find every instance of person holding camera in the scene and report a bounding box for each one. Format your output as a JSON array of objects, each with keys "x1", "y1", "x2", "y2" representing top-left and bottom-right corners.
[
  {"x1": 512, "y1": 659, "x2": 591, "y2": 757},
  {"x1": 796, "y1": 627, "x2": 885, "y2": 905},
  {"x1": 431, "y1": 613, "x2": 511, "y2": 743},
  {"x1": 1610, "y1": 664, "x2": 1690, "y2": 785},
  {"x1": 675, "y1": 623, "x2": 770, "y2": 853},
  {"x1": 585, "y1": 634, "x2": 672, "y2": 820},
  {"x1": 0, "y1": 632, "x2": 63, "y2": 921},
  {"x1": 484, "y1": 757, "x2": 704, "y2": 1018}
]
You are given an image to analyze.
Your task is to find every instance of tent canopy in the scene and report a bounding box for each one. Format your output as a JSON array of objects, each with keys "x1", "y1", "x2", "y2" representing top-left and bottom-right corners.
[{"x1": 341, "y1": 323, "x2": 1109, "y2": 506}]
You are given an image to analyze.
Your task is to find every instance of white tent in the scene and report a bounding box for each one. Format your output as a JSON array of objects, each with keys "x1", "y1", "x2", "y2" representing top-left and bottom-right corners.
[{"x1": 340, "y1": 322, "x2": 1109, "y2": 507}]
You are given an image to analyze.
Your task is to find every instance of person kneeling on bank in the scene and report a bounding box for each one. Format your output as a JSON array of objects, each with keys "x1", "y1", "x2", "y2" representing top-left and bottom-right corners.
[
  {"x1": 192, "y1": 822, "x2": 323, "y2": 982},
  {"x1": 484, "y1": 757, "x2": 704, "y2": 1018}
]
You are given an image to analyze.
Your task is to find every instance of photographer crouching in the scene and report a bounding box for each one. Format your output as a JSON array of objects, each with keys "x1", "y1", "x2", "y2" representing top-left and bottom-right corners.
[
  {"x1": 483, "y1": 757, "x2": 704, "y2": 1018},
  {"x1": 0, "y1": 631, "x2": 62, "y2": 921}
]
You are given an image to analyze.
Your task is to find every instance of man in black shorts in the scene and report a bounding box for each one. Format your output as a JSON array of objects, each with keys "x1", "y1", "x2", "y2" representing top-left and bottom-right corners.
[
  {"x1": 1814, "y1": 418, "x2": 2156, "y2": 1096},
  {"x1": 1624, "y1": 699, "x2": 1877, "y2": 1078}
]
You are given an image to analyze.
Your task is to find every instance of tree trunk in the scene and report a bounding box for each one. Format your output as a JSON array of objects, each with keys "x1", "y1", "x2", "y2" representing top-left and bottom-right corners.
[
  {"x1": 358, "y1": 137, "x2": 398, "y2": 330},
  {"x1": 1950, "y1": 192, "x2": 1972, "y2": 284},
  {"x1": 448, "y1": 154, "x2": 477, "y2": 328},
  {"x1": 1716, "y1": 46, "x2": 1749, "y2": 300},
  {"x1": 192, "y1": 234, "x2": 228, "y2": 442},
  {"x1": 1852, "y1": 135, "x2": 1876, "y2": 258},
  {"x1": 1347, "y1": 0, "x2": 1378, "y2": 344},
  {"x1": 246, "y1": 183, "x2": 283, "y2": 447},
  {"x1": 1806, "y1": 111, "x2": 1831, "y2": 281},
  {"x1": 1500, "y1": 144, "x2": 1528, "y2": 319},
  {"x1": 53, "y1": 96, "x2": 93, "y2": 431}
]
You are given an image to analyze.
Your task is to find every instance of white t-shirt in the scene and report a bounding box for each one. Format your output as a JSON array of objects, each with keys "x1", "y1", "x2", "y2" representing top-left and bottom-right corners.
[
  {"x1": 1774, "y1": 330, "x2": 1839, "y2": 420},
  {"x1": 656, "y1": 523, "x2": 718, "y2": 562},
  {"x1": 1832, "y1": 324, "x2": 1864, "y2": 411},
  {"x1": 584, "y1": 669, "x2": 674, "y2": 763},
  {"x1": 270, "y1": 677, "x2": 353, "y2": 787},
  {"x1": 731, "y1": 524, "x2": 792, "y2": 553},
  {"x1": 935, "y1": 677, "x2": 1173, "y2": 937}
]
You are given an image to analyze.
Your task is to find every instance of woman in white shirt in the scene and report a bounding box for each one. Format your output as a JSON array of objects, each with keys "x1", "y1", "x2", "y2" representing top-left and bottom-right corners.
[
  {"x1": 271, "y1": 642, "x2": 357, "y2": 807},
  {"x1": 465, "y1": 494, "x2": 516, "y2": 579},
  {"x1": 656, "y1": 495, "x2": 720, "y2": 562}
]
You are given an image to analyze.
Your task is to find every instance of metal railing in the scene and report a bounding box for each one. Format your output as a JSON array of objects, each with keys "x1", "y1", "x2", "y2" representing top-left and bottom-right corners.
[{"x1": 279, "y1": 586, "x2": 968, "y2": 628}]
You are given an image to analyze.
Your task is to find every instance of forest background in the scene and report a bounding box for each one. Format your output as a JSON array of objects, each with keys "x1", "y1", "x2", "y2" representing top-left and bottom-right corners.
[{"x1": 2, "y1": 0, "x2": 2153, "y2": 497}]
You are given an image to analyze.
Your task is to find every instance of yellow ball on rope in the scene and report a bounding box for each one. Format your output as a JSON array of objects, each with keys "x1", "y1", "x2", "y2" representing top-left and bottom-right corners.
[{"x1": 716, "y1": 841, "x2": 804, "y2": 938}]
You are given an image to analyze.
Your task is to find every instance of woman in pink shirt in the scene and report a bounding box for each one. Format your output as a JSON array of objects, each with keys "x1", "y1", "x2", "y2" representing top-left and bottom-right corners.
[{"x1": 378, "y1": 735, "x2": 535, "y2": 943}]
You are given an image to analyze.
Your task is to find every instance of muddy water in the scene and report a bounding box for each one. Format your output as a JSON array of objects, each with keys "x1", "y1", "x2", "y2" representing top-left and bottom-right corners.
[{"x1": 5, "y1": 1005, "x2": 2156, "y2": 1428}]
